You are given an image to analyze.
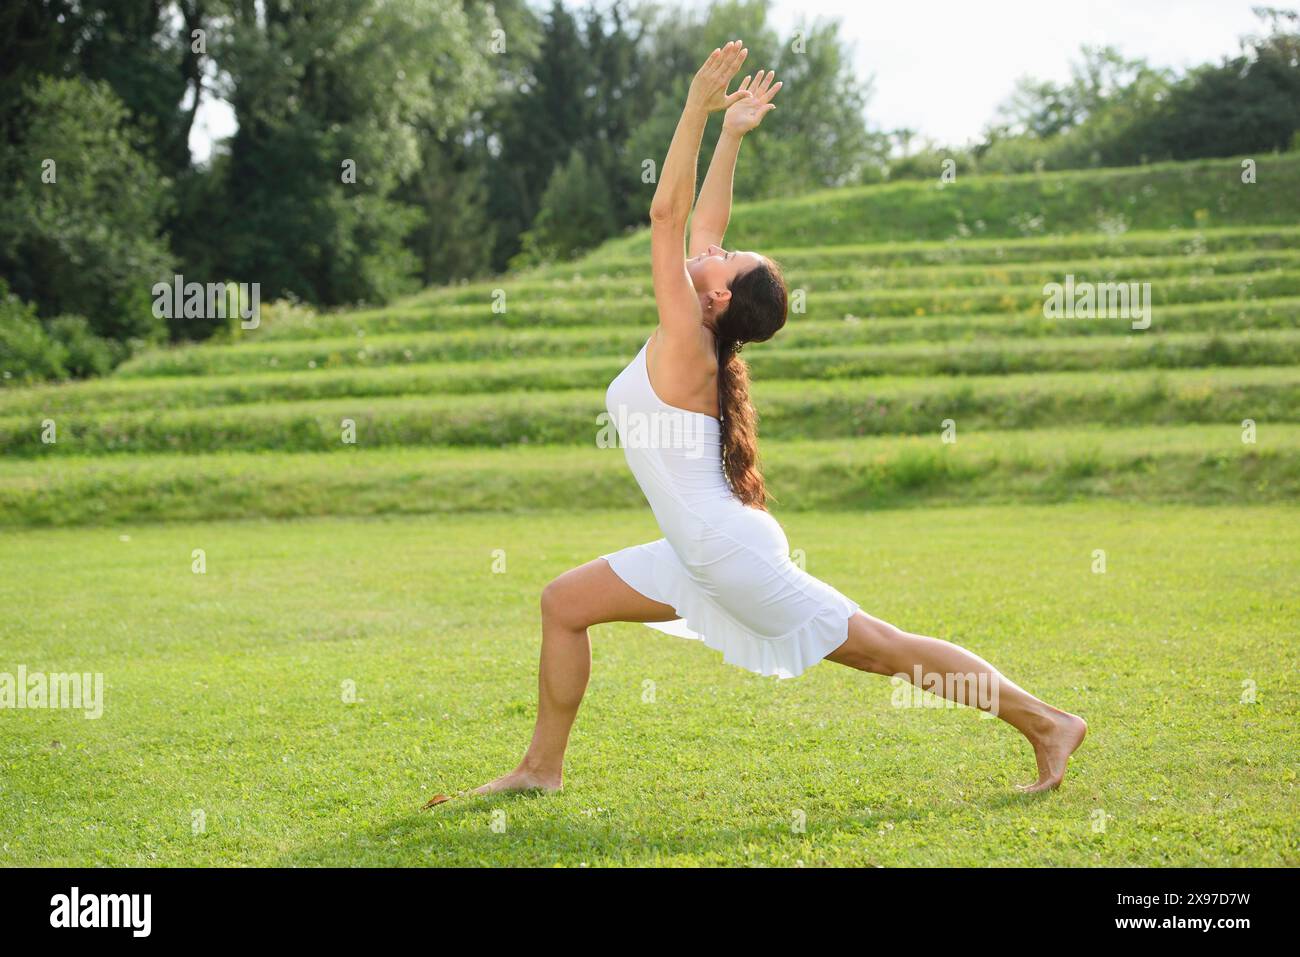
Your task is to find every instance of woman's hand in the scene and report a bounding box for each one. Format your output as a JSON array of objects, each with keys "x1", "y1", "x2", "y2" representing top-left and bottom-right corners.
[
  {"x1": 723, "y1": 70, "x2": 782, "y2": 135},
  {"x1": 686, "y1": 40, "x2": 751, "y2": 114}
]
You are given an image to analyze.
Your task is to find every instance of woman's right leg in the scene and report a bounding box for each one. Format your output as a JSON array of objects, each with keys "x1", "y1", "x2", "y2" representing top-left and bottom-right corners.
[{"x1": 472, "y1": 558, "x2": 678, "y2": 795}]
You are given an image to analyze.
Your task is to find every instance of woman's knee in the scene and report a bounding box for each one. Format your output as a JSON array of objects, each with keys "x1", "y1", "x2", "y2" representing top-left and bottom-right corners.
[
  {"x1": 539, "y1": 577, "x2": 567, "y2": 623},
  {"x1": 540, "y1": 571, "x2": 588, "y2": 631},
  {"x1": 836, "y1": 612, "x2": 906, "y2": 674}
]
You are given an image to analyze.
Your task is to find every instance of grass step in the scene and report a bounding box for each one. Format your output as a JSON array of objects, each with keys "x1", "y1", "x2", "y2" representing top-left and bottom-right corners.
[
  {"x1": 578, "y1": 153, "x2": 1300, "y2": 252},
  {"x1": 113, "y1": 296, "x2": 1300, "y2": 378},
  {"x1": 1, "y1": 425, "x2": 1293, "y2": 526},
  {"x1": 420, "y1": 248, "x2": 1300, "y2": 306},
  {"x1": 12, "y1": 330, "x2": 1300, "y2": 418},
  {"x1": 249, "y1": 269, "x2": 1300, "y2": 339},
  {"x1": 3, "y1": 366, "x2": 1295, "y2": 457},
  {"x1": 528, "y1": 225, "x2": 1300, "y2": 280}
]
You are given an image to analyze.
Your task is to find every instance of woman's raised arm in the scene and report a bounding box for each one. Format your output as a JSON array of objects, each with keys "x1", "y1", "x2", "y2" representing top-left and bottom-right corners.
[
  {"x1": 690, "y1": 70, "x2": 781, "y2": 256},
  {"x1": 649, "y1": 41, "x2": 749, "y2": 341},
  {"x1": 648, "y1": 42, "x2": 749, "y2": 227}
]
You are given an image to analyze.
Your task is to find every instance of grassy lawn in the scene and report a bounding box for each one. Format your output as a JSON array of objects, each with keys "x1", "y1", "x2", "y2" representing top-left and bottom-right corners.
[{"x1": 1, "y1": 502, "x2": 1295, "y2": 866}]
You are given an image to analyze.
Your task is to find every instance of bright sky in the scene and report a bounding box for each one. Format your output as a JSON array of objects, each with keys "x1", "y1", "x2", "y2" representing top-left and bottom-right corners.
[
  {"x1": 768, "y1": 0, "x2": 1275, "y2": 145},
  {"x1": 189, "y1": 0, "x2": 1281, "y2": 161}
]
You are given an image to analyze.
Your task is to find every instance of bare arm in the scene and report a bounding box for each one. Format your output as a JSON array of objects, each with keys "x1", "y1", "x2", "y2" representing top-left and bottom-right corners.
[
  {"x1": 688, "y1": 128, "x2": 742, "y2": 257},
  {"x1": 689, "y1": 70, "x2": 783, "y2": 256},
  {"x1": 649, "y1": 41, "x2": 749, "y2": 344},
  {"x1": 649, "y1": 101, "x2": 710, "y2": 342}
]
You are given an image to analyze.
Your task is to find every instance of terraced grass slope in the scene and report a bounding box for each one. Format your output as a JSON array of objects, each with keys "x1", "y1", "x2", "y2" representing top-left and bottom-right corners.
[{"x1": 2, "y1": 153, "x2": 1298, "y2": 525}]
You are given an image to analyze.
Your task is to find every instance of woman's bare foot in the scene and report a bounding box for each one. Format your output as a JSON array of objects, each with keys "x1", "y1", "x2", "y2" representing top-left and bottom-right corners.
[
  {"x1": 1016, "y1": 709, "x2": 1087, "y2": 793},
  {"x1": 422, "y1": 764, "x2": 562, "y2": 809},
  {"x1": 471, "y1": 765, "x2": 562, "y2": 797}
]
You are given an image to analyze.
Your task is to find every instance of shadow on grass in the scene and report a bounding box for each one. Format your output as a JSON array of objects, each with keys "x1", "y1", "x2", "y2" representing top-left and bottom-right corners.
[
  {"x1": 274, "y1": 781, "x2": 1051, "y2": 867},
  {"x1": 275, "y1": 788, "x2": 636, "y2": 867}
]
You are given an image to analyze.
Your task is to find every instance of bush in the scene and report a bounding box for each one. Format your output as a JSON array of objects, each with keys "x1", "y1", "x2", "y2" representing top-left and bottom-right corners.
[
  {"x1": 0, "y1": 285, "x2": 67, "y2": 384},
  {"x1": 0, "y1": 282, "x2": 127, "y2": 384},
  {"x1": 46, "y1": 315, "x2": 120, "y2": 378},
  {"x1": 232, "y1": 297, "x2": 319, "y2": 342}
]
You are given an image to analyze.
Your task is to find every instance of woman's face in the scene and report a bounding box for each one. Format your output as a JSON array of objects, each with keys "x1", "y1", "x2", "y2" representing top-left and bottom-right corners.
[{"x1": 686, "y1": 244, "x2": 765, "y2": 313}]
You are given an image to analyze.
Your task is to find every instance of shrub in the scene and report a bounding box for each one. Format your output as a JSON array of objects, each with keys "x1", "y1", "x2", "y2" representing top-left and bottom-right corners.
[
  {"x1": 233, "y1": 297, "x2": 319, "y2": 342},
  {"x1": 0, "y1": 284, "x2": 67, "y2": 384},
  {"x1": 46, "y1": 315, "x2": 120, "y2": 378},
  {"x1": 0, "y1": 282, "x2": 126, "y2": 384}
]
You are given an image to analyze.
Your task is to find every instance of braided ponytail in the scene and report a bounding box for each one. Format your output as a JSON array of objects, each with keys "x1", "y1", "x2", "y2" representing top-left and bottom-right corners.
[{"x1": 712, "y1": 258, "x2": 788, "y2": 509}]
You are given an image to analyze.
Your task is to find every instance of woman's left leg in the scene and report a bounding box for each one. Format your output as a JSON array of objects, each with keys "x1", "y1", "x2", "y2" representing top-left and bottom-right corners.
[
  {"x1": 472, "y1": 558, "x2": 678, "y2": 795},
  {"x1": 825, "y1": 611, "x2": 1087, "y2": 792}
]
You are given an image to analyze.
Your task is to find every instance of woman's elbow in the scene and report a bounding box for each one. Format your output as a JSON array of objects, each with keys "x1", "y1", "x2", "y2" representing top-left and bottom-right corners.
[{"x1": 649, "y1": 203, "x2": 676, "y2": 225}]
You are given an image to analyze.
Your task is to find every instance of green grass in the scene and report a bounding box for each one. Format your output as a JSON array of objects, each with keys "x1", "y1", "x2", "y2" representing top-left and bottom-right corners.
[
  {"x1": 1, "y1": 426, "x2": 1295, "y2": 526},
  {"x1": 4, "y1": 365, "x2": 1296, "y2": 457},
  {"x1": 424, "y1": 248, "x2": 1300, "y2": 304},
  {"x1": 587, "y1": 153, "x2": 1300, "y2": 253},
  {"x1": 108, "y1": 296, "x2": 1300, "y2": 377},
  {"x1": 0, "y1": 503, "x2": 1295, "y2": 866},
  {"x1": 239, "y1": 268, "x2": 1300, "y2": 338},
  {"x1": 10, "y1": 330, "x2": 1300, "y2": 417},
  {"x1": 539, "y1": 225, "x2": 1300, "y2": 278}
]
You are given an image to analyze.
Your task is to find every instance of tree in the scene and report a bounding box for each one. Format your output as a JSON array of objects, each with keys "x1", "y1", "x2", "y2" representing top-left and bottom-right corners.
[
  {"x1": 1145, "y1": 10, "x2": 1300, "y2": 159},
  {"x1": 484, "y1": 0, "x2": 592, "y2": 268},
  {"x1": 0, "y1": 1, "x2": 211, "y2": 179},
  {"x1": 407, "y1": 132, "x2": 498, "y2": 284},
  {"x1": 402, "y1": 0, "x2": 541, "y2": 284},
  {"x1": 211, "y1": 0, "x2": 498, "y2": 306},
  {"x1": 0, "y1": 77, "x2": 173, "y2": 342},
  {"x1": 977, "y1": 13, "x2": 1300, "y2": 175},
  {"x1": 514, "y1": 149, "x2": 619, "y2": 264}
]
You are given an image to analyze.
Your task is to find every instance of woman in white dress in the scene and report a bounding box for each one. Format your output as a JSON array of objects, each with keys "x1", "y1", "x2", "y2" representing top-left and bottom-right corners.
[{"x1": 466, "y1": 42, "x2": 1085, "y2": 800}]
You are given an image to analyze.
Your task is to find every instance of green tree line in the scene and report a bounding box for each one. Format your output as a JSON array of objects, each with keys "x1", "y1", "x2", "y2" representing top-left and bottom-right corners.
[{"x1": 1, "y1": 1, "x2": 1297, "y2": 385}]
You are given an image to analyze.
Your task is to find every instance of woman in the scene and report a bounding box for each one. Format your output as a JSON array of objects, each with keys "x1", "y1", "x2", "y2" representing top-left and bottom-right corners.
[{"x1": 461, "y1": 41, "x2": 1086, "y2": 801}]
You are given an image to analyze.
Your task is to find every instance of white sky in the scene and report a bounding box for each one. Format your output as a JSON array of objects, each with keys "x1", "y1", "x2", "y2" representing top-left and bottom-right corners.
[
  {"x1": 769, "y1": 0, "x2": 1275, "y2": 145},
  {"x1": 189, "y1": 0, "x2": 1281, "y2": 162}
]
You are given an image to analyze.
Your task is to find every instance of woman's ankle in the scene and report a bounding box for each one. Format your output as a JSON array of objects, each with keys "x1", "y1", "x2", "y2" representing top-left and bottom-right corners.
[
  {"x1": 518, "y1": 755, "x2": 562, "y2": 780},
  {"x1": 1017, "y1": 703, "x2": 1063, "y2": 742}
]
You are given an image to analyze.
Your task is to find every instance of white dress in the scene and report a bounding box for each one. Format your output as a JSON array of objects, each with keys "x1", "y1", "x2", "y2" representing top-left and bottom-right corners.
[{"x1": 601, "y1": 338, "x2": 859, "y2": 678}]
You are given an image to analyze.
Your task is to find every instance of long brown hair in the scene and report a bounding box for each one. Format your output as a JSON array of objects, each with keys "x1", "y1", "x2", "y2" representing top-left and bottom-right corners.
[{"x1": 713, "y1": 258, "x2": 788, "y2": 509}]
